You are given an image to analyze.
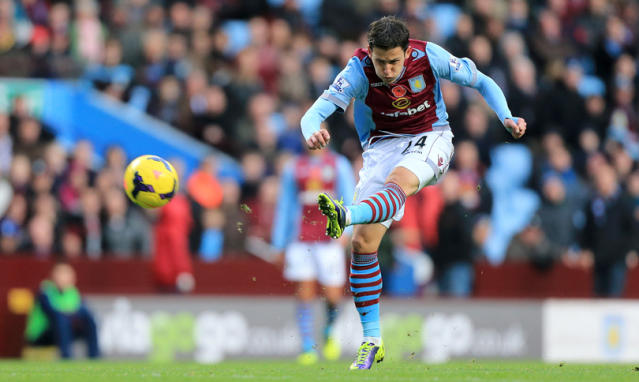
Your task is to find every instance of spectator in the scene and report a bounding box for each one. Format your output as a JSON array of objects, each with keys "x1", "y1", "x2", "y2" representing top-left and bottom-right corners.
[
  {"x1": 102, "y1": 187, "x2": 150, "y2": 257},
  {"x1": 198, "y1": 208, "x2": 225, "y2": 262},
  {"x1": 0, "y1": 194, "x2": 28, "y2": 254},
  {"x1": 24, "y1": 263, "x2": 100, "y2": 359},
  {"x1": 186, "y1": 154, "x2": 224, "y2": 253},
  {"x1": 152, "y1": 161, "x2": 194, "y2": 292},
  {"x1": 9, "y1": 153, "x2": 31, "y2": 195},
  {"x1": 84, "y1": 38, "x2": 134, "y2": 101},
  {"x1": 0, "y1": 112, "x2": 11, "y2": 175},
  {"x1": 218, "y1": 179, "x2": 247, "y2": 255},
  {"x1": 581, "y1": 165, "x2": 638, "y2": 297},
  {"x1": 430, "y1": 171, "x2": 477, "y2": 296},
  {"x1": 537, "y1": 176, "x2": 581, "y2": 261},
  {"x1": 79, "y1": 188, "x2": 102, "y2": 258},
  {"x1": 71, "y1": 0, "x2": 105, "y2": 65},
  {"x1": 13, "y1": 117, "x2": 48, "y2": 162},
  {"x1": 506, "y1": 213, "x2": 562, "y2": 270}
]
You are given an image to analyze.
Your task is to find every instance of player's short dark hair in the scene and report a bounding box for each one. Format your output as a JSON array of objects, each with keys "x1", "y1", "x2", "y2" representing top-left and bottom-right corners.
[{"x1": 367, "y1": 16, "x2": 410, "y2": 52}]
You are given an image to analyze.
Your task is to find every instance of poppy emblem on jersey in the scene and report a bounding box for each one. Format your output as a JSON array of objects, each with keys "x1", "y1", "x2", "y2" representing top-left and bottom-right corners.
[
  {"x1": 408, "y1": 75, "x2": 426, "y2": 93},
  {"x1": 438, "y1": 155, "x2": 444, "y2": 167},
  {"x1": 392, "y1": 97, "x2": 411, "y2": 109},
  {"x1": 391, "y1": 85, "x2": 407, "y2": 98}
]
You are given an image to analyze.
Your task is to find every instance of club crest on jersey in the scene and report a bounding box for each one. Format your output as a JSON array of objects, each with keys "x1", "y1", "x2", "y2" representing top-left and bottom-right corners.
[
  {"x1": 410, "y1": 48, "x2": 426, "y2": 60},
  {"x1": 392, "y1": 97, "x2": 411, "y2": 109},
  {"x1": 408, "y1": 75, "x2": 426, "y2": 93},
  {"x1": 332, "y1": 76, "x2": 350, "y2": 93},
  {"x1": 391, "y1": 85, "x2": 408, "y2": 98}
]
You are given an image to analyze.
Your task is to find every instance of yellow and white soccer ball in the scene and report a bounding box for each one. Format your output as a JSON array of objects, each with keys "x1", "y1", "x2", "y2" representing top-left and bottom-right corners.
[{"x1": 123, "y1": 155, "x2": 179, "y2": 208}]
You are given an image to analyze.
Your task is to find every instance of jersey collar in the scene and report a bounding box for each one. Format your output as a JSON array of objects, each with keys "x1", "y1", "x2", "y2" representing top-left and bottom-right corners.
[{"x1": 388, "y1": 66, "x2": 407, "y2": 85}]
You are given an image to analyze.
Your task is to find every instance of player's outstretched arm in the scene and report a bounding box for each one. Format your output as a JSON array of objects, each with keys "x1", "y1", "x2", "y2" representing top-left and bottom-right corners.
[
  {"x1": 301, "y1": 97, "x2": 338, "y2": 149},
  {"x1": 425, "y1": 42, "x2": 526, "y2": 139},
  {"x1": 473, "y1": 71, "x2": 526, "y2": 139}
]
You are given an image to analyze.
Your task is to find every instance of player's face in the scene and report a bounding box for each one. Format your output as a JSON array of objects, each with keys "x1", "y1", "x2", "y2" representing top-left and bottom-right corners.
[{"x1": 369, "y1": 46, "x2": 409, "y2": 84}]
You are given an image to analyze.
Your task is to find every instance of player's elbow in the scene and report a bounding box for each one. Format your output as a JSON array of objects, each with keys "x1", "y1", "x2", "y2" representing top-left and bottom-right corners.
[{"x1": 473, "y1": 71, "x2": 495, "y2": 92}]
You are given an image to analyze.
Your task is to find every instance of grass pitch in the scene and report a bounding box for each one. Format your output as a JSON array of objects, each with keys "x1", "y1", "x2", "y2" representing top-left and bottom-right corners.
[{"x1": 1, "y1": 360, "x2": 637, "y2": 382}]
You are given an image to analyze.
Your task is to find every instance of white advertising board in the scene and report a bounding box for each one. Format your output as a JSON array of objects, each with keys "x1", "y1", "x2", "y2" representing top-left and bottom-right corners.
[{"x1": 543, "y1": 299, "x2": 639, "y2": 362}]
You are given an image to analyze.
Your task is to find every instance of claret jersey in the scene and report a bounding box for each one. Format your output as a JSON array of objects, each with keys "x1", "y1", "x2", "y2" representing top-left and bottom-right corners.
[{"x1": 321, "y1": 39, "x2": 480, "y2": 147}]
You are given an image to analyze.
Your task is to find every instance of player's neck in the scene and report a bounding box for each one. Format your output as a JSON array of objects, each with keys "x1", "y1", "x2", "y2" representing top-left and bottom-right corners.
[{"x1": 382, "y1": 66, "x2": 406, "y2": 85}]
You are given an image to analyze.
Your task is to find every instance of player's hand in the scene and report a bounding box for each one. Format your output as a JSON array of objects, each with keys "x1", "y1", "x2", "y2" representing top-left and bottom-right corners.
[
  {"x1": 306, "y1": 129, "x2": 331, "y2": 150},
  {"x1": 505, "y1": 117, "x2": 526, "y2": 139}
]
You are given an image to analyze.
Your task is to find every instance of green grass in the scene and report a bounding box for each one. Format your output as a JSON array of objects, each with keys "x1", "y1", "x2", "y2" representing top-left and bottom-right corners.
[{"x1": 1, "y1": 360, "x2": 638, "y2": 382}]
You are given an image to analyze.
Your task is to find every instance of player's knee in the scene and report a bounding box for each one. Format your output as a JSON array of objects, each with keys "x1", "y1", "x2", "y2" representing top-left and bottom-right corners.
[
  {"x1": 386, "y1": 167, "x2": 419, "y2": 196},
  {"x1": 351, "y1": 234, "x2": 373, "y2": 254}
]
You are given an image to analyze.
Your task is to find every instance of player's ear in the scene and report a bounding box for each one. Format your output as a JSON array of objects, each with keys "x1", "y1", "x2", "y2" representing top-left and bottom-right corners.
[{"x1": 404, "y1": 47, "x2": 411, "y2": 60}]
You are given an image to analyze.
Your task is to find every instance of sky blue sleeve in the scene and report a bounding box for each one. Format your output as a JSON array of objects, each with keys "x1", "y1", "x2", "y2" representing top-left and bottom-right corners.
[
  {"x1": 320, "y1": 57, "x2": 367, "y2": 110},
  {"x1": 271, "y1": 163, "x2": 299, "y2": 251},
  {"x1": 300, "y1": 57, "x2": 367, "y2": 140},
  {"x1": 300, "y1": 98, "x2": 338, "y2": 141},
  {"x1": 426, "y1": 42, "x2": 513, "y2": 124}
]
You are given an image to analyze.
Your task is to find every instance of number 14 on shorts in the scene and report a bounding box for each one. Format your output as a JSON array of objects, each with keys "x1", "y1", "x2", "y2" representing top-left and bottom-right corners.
[{"x1": 401, "y1": 135, "x2": 428, "y2": 155}]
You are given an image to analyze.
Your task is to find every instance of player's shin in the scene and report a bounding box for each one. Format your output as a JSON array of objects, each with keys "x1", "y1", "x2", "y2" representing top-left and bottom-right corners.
[
  {"x1": 296, "y1": 302, "x2": 315, "y2": 353},
  {"x1": 324, "y1": 302, "x2": 338, "y2": 339},
  {"x1": 350, "y1": 252, "x2": 382, "y2": 343},
  {"x1": 348, "y1": 182, "x2": 406, "y2": 225}
]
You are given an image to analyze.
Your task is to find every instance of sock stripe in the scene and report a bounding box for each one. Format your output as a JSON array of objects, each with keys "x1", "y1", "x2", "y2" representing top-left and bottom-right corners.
[
  {"x1": 350, "y1": 273, "x2": 381, "y2": 284},
  {"x1": 355, "y1": 299, "x2": 379, "y2": 308},
  {"x1": 371, "y1": 193, "x2": 385, "y2": 221},
  {"x1": 350, "y1": 268, "x2": 381, "y2": 277},
  {"x1": 350, "y1": 250, "x2": 382, "y2": 338},
  {"x1": 351, "y1": 262, "x2": 379, "y2": 271},
  {"x1": 387, "y1": 182, "x2": 406, "y2": 204},
  {"x1": 353, "y1": 289, "x2": 382, "y2": 298},
  {"x1": 377, "y1": 192, "x2": 391, "y2": 221},
  {"x1": 387, "y1": 191, "x2": 398, "y2": 217},
  {"x1": 371, "y1": 195, "x2": 384, "y2": 222},
  {"x1": 352, "y1": 256, "x2": 378, "y2": 265},
  {"x1": 351, "y1": 274, "x2": 381, "y2": 286},
  {"x1": 362, "y1": 199, "x2": 377, "y2": 222},
  {"x1": 350, "y1": 284, "x2": 382, "y2": 293},
  {"x1": 350, "y1": 268, "x2": 381, "y2": 279},
  {"x1": 350, "y1": 278, "x2": 382, "y2": 289},
  {"x1": 386, "y1": 188, "x2": 400, "y2": 205}
]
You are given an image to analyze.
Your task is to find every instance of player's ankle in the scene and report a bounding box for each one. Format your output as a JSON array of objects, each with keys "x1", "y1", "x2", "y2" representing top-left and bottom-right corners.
[{"x1": 362, "y1": 336, "x2": 381, "y2": 345}]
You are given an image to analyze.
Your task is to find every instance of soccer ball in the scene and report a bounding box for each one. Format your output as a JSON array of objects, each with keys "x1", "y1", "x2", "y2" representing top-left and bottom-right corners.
[{"x1": 123, "y1": 155, "x2": 179, "y2": 208}]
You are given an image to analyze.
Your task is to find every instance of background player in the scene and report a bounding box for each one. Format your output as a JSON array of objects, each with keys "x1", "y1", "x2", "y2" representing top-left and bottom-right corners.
[
  {"x1": 271, "y1": 145, "x2": 355, "y2": 365},
  {"x1": 301, "y1": 16, "x2": 526, "y2": 370}
]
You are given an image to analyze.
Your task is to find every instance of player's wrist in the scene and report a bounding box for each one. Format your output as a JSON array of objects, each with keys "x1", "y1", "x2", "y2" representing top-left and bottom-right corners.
[{"x1": 503, "y1": 116, "x2": 515, "y2": 124}]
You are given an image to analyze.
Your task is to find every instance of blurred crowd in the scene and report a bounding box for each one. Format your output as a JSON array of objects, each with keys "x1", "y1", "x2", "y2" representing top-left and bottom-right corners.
[{"x1": 1, "y1": 0, "x2": 639, "y2": 296}]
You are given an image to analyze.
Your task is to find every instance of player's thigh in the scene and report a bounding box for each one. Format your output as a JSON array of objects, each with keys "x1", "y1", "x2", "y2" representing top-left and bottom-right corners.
[
  {"x1": 355, "y1": 139, "x2": 410, "y2": 226},
  {"x1": 314, "y1": 242, "x2": 346, "y2": 287},
  {"x1": 351, "y1": 223, "x2": 388, "y2": 254},
  {"x1": 396, "y1": 130, "x2": 454, "y2": 191},
  {"x1": 283, "y1": 242, "x2": 317, "y2": 281},
  {"x1": 354, "y1": 139, "x2": 402, "y2": 204}
]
